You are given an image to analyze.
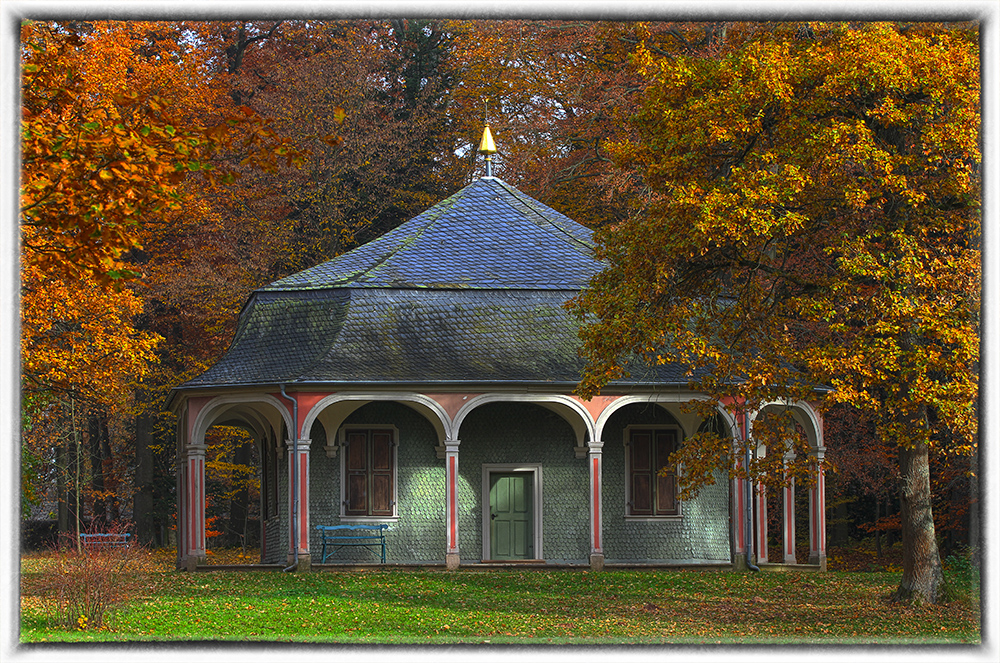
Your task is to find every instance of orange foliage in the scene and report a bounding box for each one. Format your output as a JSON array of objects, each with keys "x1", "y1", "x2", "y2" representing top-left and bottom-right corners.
[{"x1": 20, "y1": 236, "x2": 162, "y2": 403}]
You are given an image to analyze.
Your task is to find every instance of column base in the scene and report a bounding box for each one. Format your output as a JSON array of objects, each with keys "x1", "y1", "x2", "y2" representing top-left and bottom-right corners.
[
  {"x1": 732, "y1": 555, "x2": 748, "y2": 571},
  {"x1": 589, "y1": 553, "x2": 605, "y2": 572},
  {"x1": 183, "y1": 554, "x2": 206, "y2": 571},
  {"x1": 446, "y1": 553, "x2": 460, "y2": 571},
  {"x1": 287, "y1": 554, "x2": 312, "y2": 572},
  {"x1": 809, "y1": 552, "x2": 827, "y2": 571}
]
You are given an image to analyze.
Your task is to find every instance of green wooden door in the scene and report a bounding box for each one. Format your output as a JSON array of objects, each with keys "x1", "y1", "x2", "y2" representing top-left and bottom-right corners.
[{"x1": 489, "y1": 472, "x2": 533, "y2": 560}]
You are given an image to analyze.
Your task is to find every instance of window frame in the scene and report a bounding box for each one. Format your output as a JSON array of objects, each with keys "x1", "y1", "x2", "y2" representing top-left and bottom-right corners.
[
  {"x1": 624, "y1": 424, "x2": 682, "y2": 520},
  {"x1": 339, "y1": 425, "x2": 399, "y2": 522}
]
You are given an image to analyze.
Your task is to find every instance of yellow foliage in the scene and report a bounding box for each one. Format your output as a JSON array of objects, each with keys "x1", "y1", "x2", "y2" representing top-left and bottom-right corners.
[
  {"x1": 20, "y1": 234, "x2": 162, "y2": 404},
  {"x1": 572, "y1": 21, "x2": 980, "y2": 493}
]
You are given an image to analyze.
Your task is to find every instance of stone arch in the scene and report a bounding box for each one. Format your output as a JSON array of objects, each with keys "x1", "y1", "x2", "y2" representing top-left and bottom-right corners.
[
  {"x1": 452, "y1": 393, "x2": 596, "y2": 449},
  {"x1": 301, "y1": 392, "x2": 454, "y2": 445},
  {"x1": 191, "y1": 394, "x2": 292, "y2": 448},
  {"x1": 751, "y1": 399, "x2": 824, "y2": 451},
  {"x1": 747, "y1": 399, "x2": 826, "y2": 566},
  {"x1": 179, "y1": 393, "x2": 293, "y2": 570},
  {"x1": 593, "y1": 394, "x2": 739, "y2": 444},
  {"x1": 211, "y1": 406, "x2": 273, "y2": 446}
]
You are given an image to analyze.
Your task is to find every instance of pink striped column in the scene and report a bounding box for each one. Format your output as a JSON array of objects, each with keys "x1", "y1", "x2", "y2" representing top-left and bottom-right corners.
[
  {"x1": 782, "y1": 465, "x2": 797, "y2": 564},
  {"x1": 287, "y1": 438, "x2": 312, "y2": 568},
  {"x1": 755, "y1": 482, "x2": 768, "y2": 564},
  {"x1": 444, "y1": 441, "x2": 460, "y2": 570},
  {"x1": 809, "y1": 451, "x2": 827, "y2": 569},
  {"x1": 732, "y1": 458, "x2": 747, "y2": 564},
  {"x1": 184, "y1": 443, "x2": 207, "y2": 570},
  {"x1": 588, "y1": 442, "x2": 604, "y2": 571}
]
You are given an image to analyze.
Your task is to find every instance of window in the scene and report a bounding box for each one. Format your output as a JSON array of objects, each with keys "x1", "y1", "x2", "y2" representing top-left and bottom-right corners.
[
  {"x1": 627, "y1": 427, "x2": 679, "y2": 517},
  {"x1": 342, "y1": 428, "x2": 396, "y2": 518}
]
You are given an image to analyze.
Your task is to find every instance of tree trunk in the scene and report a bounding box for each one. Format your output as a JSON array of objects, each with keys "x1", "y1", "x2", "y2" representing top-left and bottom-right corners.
[
  {"x1": 88, "y1": 412, "x2": 106, "y2": 526},
  {"x1": 56, "y1": 441, "x2": 70, "y2": 535},
  {"x1": 833, "y1": 496, "x2": 849, "y2": 548},
  {"x1": 969, "y1": 441, "x2": 980, "y2": 569},
  {"x1": 134, "y1": 413, "x2": 156, "y2": 545},
  {"x1": 874, "y1": 498, "x2": 881, "y2": 559},
  {"x1": 892, "y1": 438, "x2": 943, "y2": 603}
]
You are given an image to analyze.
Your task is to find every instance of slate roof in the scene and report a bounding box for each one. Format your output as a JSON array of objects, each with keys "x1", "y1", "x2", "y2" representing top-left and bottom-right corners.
[
  {"x1": 261, "y1": 177, "x2": 602, "y2": 291},
  {"x1": 179, "y1": 176, "x2": 691, "y2": 390}
]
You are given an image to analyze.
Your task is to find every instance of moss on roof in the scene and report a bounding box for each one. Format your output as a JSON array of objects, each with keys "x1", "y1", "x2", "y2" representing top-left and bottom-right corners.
[{"x1": 180, "y1": 177, "x2": 692, "y2": 390}]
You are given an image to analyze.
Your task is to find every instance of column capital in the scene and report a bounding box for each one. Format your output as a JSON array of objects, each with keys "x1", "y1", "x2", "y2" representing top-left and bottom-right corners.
[
  {"x1": 435, "y1": 439, "x2": 460, "y2": 460},
  {"x1": 185, "y1": 443, "x2": 207, "y2": 457},
  {"x1": 285, "y1": 438, "x2": 312, "y2": 451},
  {"x1": 576, "y1": 440, "x2": 603, "y2": 459}
]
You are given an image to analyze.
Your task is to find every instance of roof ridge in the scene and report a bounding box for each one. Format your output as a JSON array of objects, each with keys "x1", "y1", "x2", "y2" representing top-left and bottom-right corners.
[
  {"x1": 490, "y1": 179, "x2": 595, "y2": 255},
  {"x1": 262, "y1": 177, "x2": 602, "y2": 292},
  {"x1": 336, "y1": 191, "x2": 461, "y2": 284},
  {"x1": 262, "y1": 185, "x2": 470, "y2": 291}
]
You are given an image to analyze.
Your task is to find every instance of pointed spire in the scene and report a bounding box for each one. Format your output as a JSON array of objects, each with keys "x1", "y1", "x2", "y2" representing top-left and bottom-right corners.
[
  {"x1": 478, "y1": 124, "x2": 496, "y2": 154},
  {"x1": 478, "y1": 97, "x2": 497, "y2": 178}
]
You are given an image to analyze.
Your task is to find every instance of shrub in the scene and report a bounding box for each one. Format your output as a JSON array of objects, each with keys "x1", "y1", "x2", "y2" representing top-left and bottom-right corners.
[
  {"x1": 941, "y1": 548, "x2": 981, "y2": 606},
  {"x1": 38, "y1": 521, "x2": 144, "y2": 630}
]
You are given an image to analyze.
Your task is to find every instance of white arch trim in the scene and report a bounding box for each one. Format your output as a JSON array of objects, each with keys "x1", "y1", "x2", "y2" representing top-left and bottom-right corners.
[
  {"x1": 190, "y1": 393, "x2": 293, "y2": 447},
  {"x1": 452, "y1": 393, "x2": 597, "y2": 446},
  {"x1": 593, "y1": 393, "x2": 739, "y2": 443},
  {"x1": 750, "y1": 399, "x2": 824, "y2": 452},
  {"x1": 212, "y1": 406, "x2": 272, "y2": 444},
  {"x1": 301, "y1": 392, "x2": 454, "y2": 443}
]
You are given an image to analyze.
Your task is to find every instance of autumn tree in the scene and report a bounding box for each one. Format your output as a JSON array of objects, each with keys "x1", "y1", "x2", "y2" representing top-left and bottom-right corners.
[
  {"x1": 20, "y1": 21, "x2": 172, "y2": 534},
  {"x1": 444, "y1": 20, "x2": 734, "y2": 228},
  {"x1": 224, "y1": 19, "x2": 466, "y2": 273},
  {"x1": 571, "y1": 22, "x2": 979, "y2": 604},
  {"x1": 823, "y1": 404, "x2": 899, "y2": 554},
  {"x1": 19, "y1": 20, "x2": 324, "y2": 541}
]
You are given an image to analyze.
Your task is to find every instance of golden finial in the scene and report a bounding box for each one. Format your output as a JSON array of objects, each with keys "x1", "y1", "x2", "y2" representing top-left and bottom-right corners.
[
  {"x1": 478, "y1": 97, "x2": 497, "y2": 176},
  {"x1": 478, "y1": 124, "x2": 497, "y2": 155}
]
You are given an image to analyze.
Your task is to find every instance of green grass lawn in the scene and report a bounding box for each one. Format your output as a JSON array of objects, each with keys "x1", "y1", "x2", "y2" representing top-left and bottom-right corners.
[{"x1": 19, "y1": 551, "x2": 980, "y2": 645}]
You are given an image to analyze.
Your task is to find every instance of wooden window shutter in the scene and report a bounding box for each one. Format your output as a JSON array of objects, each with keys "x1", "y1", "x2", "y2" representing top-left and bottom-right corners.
[
  {"x1": 345, "y1": 431, "x2": 368, "y2": 516},
  {"x1": 370, "y1": 430, "x2": 394, "y2": 516},
  {"x1": 629, "y1": 430, "x2": 653, "y2": 515},
  {"x1": 655, "y1": 430, "x2": 678, "y2": 515}
]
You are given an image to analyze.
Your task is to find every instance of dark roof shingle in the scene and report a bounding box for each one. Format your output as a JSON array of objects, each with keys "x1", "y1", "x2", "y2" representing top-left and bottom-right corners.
[
  {"x1": 262, "y1": 177, "x2": 602, "y2": 291},
  {"x1": 180, "y1": 177, "x2": 691, "y2": 390}
]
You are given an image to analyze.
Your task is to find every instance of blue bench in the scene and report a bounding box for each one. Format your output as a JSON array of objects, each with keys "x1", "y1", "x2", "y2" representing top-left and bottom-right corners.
[
  {"x1": 79, "y1": 532, "x2": 131, "y2": 551},
  {"x1": 316, "y1": 524, "x2": 389, "y2": 564}
]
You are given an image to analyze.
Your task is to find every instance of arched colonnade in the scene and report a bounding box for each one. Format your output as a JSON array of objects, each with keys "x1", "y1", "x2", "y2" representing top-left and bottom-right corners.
[{"x1": 175, "y1": 390, "x2": 825, "y2": 571}]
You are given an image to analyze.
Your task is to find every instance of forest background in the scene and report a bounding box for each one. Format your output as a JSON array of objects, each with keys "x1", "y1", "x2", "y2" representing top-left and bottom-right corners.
[{"x1": 10, "y1": 14, "x2": 986, "y2": 604}]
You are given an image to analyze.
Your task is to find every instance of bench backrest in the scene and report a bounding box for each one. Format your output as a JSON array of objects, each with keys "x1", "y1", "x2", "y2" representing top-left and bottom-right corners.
[
  {"x1": 316, "y1": 525, "x2": 388, "y2": 533},
  {"x1": 79, "y1": 533, "x2": 131, "y2": 549}
]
